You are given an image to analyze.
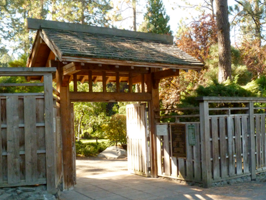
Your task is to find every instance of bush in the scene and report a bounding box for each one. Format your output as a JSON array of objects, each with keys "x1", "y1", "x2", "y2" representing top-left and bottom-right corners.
[
  {"x1": 101, "y1": 114, "x2": 127, "y2": 146},
  {"x1": 75, "y1": 141, "x2": 108, "y2": 157}
]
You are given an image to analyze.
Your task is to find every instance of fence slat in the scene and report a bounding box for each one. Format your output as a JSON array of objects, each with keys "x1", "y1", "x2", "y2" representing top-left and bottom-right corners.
[
  {"x1": 261, "y1": 115, "x2": 266, "y2": 168},
  {"x1": 219, "y1": 117, "x2": 227, "y2": 178},
  {"x1": 0, "y1": 99, "x2": 2, "y2": 184},
  {"x1": 163, "y1": 134, "x2": 170, "y2": 176},
  {"x1": 186, "y1": 124, "x2": 193, "y2": 180},
  {"x1": 242, "y1": 116, "x2": 249, "y2": 173},
  {"x1": 171, "y1": 157, "x2": 178, "y2": 177},
  {"x1": 7, "y1": 96, "x2": 20, "y2": 184},
  {"x1": 235, "y1": 116, "x2": 242, "y2": 175},
  {"x1": 256, "y1": 115, "x2": 261, "y2": 168},
  {"x1": 193, "y1": 123, "x2": 201, "y2": 181},
  {"x1": 227, "y1": 116, "x2": 235, "y2": 176},
  {"x1": 157, "y1": 136, "x2": 162, "y2": 175},
  {"x1": 178, "y1": 158, "x2": 185, "y2": 179},
  {"x1": 211, "y1": 117, "x2": 220, "y2": 180},
  {"x1": 24, "y1": 96, "x2": 38, "y2": 183}
]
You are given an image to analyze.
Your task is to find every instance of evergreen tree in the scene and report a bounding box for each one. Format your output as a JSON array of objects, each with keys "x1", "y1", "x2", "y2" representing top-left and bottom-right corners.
[{"x1": 142, "y1": 0, "x2": 171, "y2": 34}]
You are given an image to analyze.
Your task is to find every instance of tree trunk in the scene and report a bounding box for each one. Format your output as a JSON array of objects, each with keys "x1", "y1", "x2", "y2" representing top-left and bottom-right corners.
[
  {"x1": 254, "y1": 0, "x2": 261, "y2": 46},
  {"x1": 80, "y1": 0, "x2": 85, "y2": 24},
  {"x1": 215, "y1": 0, "x2": 231, "y2": 83},
  {"x1": 132, "y1": 0, "x2": 137, "y2": 31}
]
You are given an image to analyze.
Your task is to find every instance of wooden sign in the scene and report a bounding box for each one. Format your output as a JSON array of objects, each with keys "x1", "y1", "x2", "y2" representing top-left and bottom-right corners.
[
  {"x1": 156, "y1": 124, "x2": 168, "y2": 136},
  {"x1": 171, "y1": 124, "x2": 186, "y2": 158},
  {"x1": 188, "y1": 124, "x2": 196, "y2": 146}
]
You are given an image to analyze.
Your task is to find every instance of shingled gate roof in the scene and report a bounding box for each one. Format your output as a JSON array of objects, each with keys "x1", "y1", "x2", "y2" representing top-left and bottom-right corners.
[{"x1": 27, "y1": 18, "x2": 203, "y2": 68}]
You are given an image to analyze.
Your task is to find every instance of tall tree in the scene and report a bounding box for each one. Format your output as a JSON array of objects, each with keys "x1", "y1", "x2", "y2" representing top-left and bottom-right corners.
[
  {"x1": 141, "y1": 0, "x2": 171, "y2": 34},
  {"x1": 215, "y1": 0, "x2": 231, "y2": 83},
  {"x1": 231, "y1": 0, "x2": 266, "y2": 46},
  {"x1": 50, "y1": 0, "x2": 113, "y2": 26}
]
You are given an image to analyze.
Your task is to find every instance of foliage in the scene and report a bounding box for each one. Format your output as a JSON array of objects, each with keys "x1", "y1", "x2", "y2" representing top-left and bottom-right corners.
[
  {"x1": 230, "y1": 0, "x2": 266, "y2": 45},
  {"x1": 180, "y1": 80, "x2": 256, "y2": 107},
  {"x1": 239, "y1": 39, "x2": 266, "y2": 78},
  {"x1": 102, "y1": 114, "x2": 127, "y2": 146},
  {"x1": 75, "y1": 141, "x2": 108, "y2": 157},
  {"x1": 176, "y1": 13, "x2": 217, "y2": 63},
  {"x1": 140, "y1": 0, "x2": 171, "y2": 34},
  {"x1": 51, "y1": 0, "x2": 113, "y2": 26},
  {"x1": 159, "y1": 70, "x2": 206, "y2": 109},
  {"x1": 205, "y1": 44, "x2": 252, "y2": 85}
]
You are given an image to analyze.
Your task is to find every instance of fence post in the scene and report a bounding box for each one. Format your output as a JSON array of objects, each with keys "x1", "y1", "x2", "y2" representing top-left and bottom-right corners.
[
  {"x1": 249, "y1": 102, "x2": 256, "y2": 180},
  {"x1": 44, "y1": 73, "x2": 57, "y2": 194},
  {"x1": 199, "y1": 100, "x2": 212, "y2": 187}
]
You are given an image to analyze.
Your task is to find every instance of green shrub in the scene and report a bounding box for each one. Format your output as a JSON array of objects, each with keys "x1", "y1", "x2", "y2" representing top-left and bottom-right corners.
[{"x1": 75, "y1": 141, "x2": 109, "y2": 157}]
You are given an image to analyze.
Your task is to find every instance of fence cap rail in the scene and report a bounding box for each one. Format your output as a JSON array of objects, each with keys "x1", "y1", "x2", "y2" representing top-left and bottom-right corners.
[
  {"x1": 0, "y1": 67, "x2": 56, "y2": 76},
  {"x1": 197, "y1": 96, "x2": 266, "y2": 103}
]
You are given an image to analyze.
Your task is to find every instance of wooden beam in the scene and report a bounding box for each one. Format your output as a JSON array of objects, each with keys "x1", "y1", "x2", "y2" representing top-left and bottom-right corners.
[
  {"x1": 70, "y1": 92, "x2": 151, "y2": 102},
  {"x1": 63, "y1": 62, "x2": 82, "y2": 76},
  {"x1": 61, "y1": 56, "x2": 203, "y2": 70},
  {"x1": 152, "y1": 69, "x2": 179, "y2": 80},
  {"x1": 28, "y1": 33, "x2": 41, "y2": 68},
  {"x1": 80, "y1": 76, "x2": 86, "y2": 84}
]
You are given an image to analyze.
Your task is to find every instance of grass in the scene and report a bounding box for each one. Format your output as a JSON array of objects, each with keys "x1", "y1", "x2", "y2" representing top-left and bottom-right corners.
[{"x1": 79, "y1": 139, "x2": 109, "y2": 144}]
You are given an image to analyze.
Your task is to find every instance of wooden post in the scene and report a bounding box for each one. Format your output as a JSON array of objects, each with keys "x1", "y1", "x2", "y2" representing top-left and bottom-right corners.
[
  {"x1": 44, "y1": 74, "x2": 57, "y2": 194},
  {"x1": 249, "y1": 102, "x2": 256, "y2": 180},
  {"x1": 149, "y1": 68, "x2": 159, "y2": 178},
  {"x1": 102, "y1": 71, "x2": 106, "y2": 93},
  {"x1": 199, "y1": 100, "x2": 212, "y2": 187},
  {"x1": 129, "y1": 72, "x2": 132, "y2": 93},
  {"x1": 58, "y1": 65, "x2": 74, "y2": 189},
  {"x1": 116, "y1": 71, "x2": 120, "y2": 93},
  {"x1": 73, "y1": 74, "x2": 77, "y2": 92},
  {"x1": 89, "y1": 70, "x2": 92, "y2": 92}
]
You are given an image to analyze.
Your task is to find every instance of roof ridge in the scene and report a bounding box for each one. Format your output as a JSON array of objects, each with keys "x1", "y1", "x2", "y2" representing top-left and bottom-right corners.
[{"x1": 27, "y1": 18, "x2": 173, "y2": 44}]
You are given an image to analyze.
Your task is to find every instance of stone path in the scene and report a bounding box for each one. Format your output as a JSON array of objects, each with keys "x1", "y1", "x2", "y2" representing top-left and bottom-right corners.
[{"x1": 59, "y1": 158, "x2": 266, "y2": 200}]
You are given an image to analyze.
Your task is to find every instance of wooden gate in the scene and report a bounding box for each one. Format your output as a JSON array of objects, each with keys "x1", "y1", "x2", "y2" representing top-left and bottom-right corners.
[{"x1": 126, "y1": 104, "x2": 149, "y2": 176}]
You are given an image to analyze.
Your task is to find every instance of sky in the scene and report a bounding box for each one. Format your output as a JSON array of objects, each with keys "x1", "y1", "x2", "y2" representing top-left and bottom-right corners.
[{"x1": 113, "y1": 0, "x2": 237, "y2": 36}]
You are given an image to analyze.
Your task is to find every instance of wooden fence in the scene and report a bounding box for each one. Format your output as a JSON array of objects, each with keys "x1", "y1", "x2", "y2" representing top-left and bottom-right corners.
[
  {"x1": 156, "y1": 97, "x2": 266, "y2": 187},
  {"x1": 0, "y1": 68, "x2": 60, "y2": 194}
]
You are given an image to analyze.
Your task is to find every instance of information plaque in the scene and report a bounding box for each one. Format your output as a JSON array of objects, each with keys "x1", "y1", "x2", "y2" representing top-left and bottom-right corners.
[
  {"x1": 171, "y1": 124, "x2": 186, "y2": 158},
  {"x1": 156, "y1": 124, "x2": 168, "y2": 136}
]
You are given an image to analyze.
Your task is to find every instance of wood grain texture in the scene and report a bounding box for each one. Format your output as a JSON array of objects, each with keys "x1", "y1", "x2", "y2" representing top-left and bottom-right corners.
[
  {"x1": 24, "y1": 96, "x2": 38, "y2": 183},
  {"x1": 211, "y1": 117, "x2": 220, "y2": 180},
  {"x1": 235, "y1": 116, "x2": 242, "y2": 175},
  {"x1": 219, "y1": 117, "x2": 228, "y2": 178},
  {"x1": 7, "y1": 96, "x2": 20, "y2": 184}
]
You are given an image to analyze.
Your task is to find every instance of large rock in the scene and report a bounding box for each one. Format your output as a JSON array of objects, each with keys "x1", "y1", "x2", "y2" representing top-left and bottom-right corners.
[{"x1": 98, "y1": 146, "x2": 127, "y2": 159}]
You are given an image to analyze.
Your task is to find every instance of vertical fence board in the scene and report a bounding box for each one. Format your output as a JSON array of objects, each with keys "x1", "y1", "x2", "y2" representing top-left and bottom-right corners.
[
  {"x1": 211, "y1": 117, "x2": 220, "y2": 180},
  {"x1": 24, "y1": 96, "x2": 38, "y2": 183},
  {"x1": 227, "y1": 116, "x2": 235, "y2": 176},
  {"x1": 193, "y1": 123, "x2": 201, "y2": 181},
  {"x1": 261, "y1": 115, "x2": 266, "y2": 168},
  {"x1": 44, "y1": 74, "x2": 56, "y2": 193},
  {"x1": 7, "y1": 96, "x2": 20, "y2": 184},
  {"x1": 0, "y1": 99, "x2": 2, "y2": 184},
  {"x1": 186, "y1": 124, "x2": 193, "y2": 180},
  {"x1": 157, "y1": 136, "x2": 162, "y2": 175},
  {"x1": 219, "y1": 117, "x2": 227, "y2": 178},
  {"x1": 171, "y1": 157, "x2": 178, "y2": 177},
  {"x1": 256, "y1": 115, "x2": 261, "y2": 168},
  {"x1": 235, "y1": 116, "x2": 242, "y2": 175},
  {"x1": 163, "y1": 135, "x2": 170, "y2": 176},
  {"x1": 242, "y1": 116, "x2": 249, "y2": 173},
  {"x1": 249, "y1": 102, "x2": 256, "y2": 179},
  {"x1": 178, "y1": 158, "x2": 185, "y2": 179}
]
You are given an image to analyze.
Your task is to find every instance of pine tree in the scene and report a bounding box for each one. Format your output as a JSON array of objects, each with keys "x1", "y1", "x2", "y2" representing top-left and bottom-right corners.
[{"x1": 142, "y1": 0, "x2": 171, "y2": 35}]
